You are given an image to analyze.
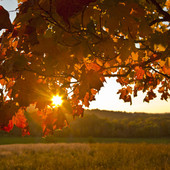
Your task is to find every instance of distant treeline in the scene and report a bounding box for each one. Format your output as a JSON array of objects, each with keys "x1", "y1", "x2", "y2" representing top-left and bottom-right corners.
[
  {"x1": 1, "y1": 109, "x2": 170, "y2": 138},
  {"x1": 55, "y1": 110, "x2": 170, "y2": 138}
]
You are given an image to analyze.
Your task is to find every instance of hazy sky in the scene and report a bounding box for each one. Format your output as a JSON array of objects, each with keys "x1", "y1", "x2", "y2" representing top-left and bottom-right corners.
[{"x1": 0, "y1": 0, "x2": 169, "y2": 113}]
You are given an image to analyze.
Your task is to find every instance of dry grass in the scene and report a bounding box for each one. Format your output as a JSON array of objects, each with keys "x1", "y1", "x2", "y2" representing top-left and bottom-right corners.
[{"x1": 0, "y1": 143, "x2": 169, "y2": 170}]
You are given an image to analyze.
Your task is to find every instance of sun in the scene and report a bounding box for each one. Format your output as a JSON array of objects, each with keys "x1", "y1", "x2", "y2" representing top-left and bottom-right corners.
[{"x1": 51, "y1": 95, "x2": 63, "y2": 107}]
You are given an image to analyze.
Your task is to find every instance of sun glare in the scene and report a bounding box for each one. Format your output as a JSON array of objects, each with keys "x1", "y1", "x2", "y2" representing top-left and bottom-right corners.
[{"x1": 51, "y1": 95, "x2": 63, "y2": 107}]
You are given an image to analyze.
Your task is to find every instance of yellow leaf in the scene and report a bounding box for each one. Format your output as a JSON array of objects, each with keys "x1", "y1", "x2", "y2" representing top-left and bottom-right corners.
[
  {"x1": 154, "y1": 44, "x2": 166, "y2": 52},
  {"x1": 104, "y1": 62, "x2": 110, "y2": 68},
  {"x1": 131, "y1": 52, "x2": 138, "y2": 61},
  {"x1": 159, "y1": 60, "x2": 165, "y2": 67},
  {"x1": 167, "y1": 57, "x2": 170, "y2": 68},
  {"x1": 166, "y1": 0, "x2": 170, "y2": 9},
  {"x1": 96, "y1": 58, "x2": 103, "y2": 66}
]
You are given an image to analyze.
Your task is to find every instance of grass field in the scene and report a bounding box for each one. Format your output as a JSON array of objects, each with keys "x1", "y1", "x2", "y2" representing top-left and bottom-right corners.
[
  {"x1": 0, "y1": 137, "x2": 169, "y2": 169},
  {"x1": 0, "y1": 143, "x2": 169, "y2": 170},
  {"x1": 0, "y1": 137, "x2": 170, "y2": 145}
]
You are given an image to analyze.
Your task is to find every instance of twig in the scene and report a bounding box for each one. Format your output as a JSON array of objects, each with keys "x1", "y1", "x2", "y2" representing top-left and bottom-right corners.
[
  {"x1": 81, "y1": 6, "x2": 87, "y2": 28},
  {"x1": 99, "y1": 10, "x2": 103, "y2": 38},
  {"x1": 149, "y1": 18, "x2": 169, "y2": 26},
  {"x1": 104, "y1": 67, "x2": 131, "y2": 77},
  {"x1": 147, "y1": 66, "x2": 170, "y2": 79},
  {"x1": 149, "y1": 0, "x2": 170, "y2": 19}
]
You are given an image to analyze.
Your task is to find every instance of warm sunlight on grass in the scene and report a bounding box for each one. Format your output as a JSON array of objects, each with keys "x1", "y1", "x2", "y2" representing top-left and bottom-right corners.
[
  {"x1": 51, "y1": 95, "x2": 63, "y2": 107},
  {"x1": 0, "y1": 143, "x2": 170, "y2": 169}
]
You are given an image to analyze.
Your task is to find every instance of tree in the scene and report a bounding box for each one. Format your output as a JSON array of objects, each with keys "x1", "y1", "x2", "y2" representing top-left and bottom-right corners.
[{"x1": 0, "y1": 0, "x2": 169, "y2": 136}]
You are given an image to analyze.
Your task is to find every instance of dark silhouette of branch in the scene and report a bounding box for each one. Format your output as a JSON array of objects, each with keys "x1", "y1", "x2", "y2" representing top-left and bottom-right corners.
[
  {"x1": 104, "y1": 67, "x2": 131, "y2": 77},
  {"x1": 24, "y1": 67, "x2": 75, "y2": 79},
  {"x1": 38, "y1": 3, "x2": 102, "y2": 42},
  {"x1": 99, "y1": 10, "x2": 103, "y2": 38},
  {"x1": 150, "y1": 0, "x2": 170, "y2": 19},
  {"x1": 149, "y1": 18, "x2": 169, "y2": 26},
  {"x1": 104, "y1": 65, "x2": 130, "y2": 69},
  {"x1": 149, "y1": 0, "x2": 170, "y2": 26},
  {"x1": 81, "y1": 6, "x2": 86, "y2": 28},
  {"x1": 147, "y1": 66, "x2": 170, "y2": 79}
]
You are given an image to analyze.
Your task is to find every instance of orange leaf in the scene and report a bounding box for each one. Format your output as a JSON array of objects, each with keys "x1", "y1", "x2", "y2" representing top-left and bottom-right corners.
[
  {"x1": 162, "y1": 66, "x2": 170, "y2": 75},
  {"x1": 85, "y1": 62, "x2": 101, "y2": 71},
  {"x1": 131, "y1": 52, "x2": 138, "y2": 61},
  {"x1": 84, "y1": 92, "x2": 90, "y2": 107},
  {"x1": 135, "y1": 66, "x2": 145, "y2": 79},
  {"x1": 2, "y1": 120, "x2": 14, "y2": 132}
]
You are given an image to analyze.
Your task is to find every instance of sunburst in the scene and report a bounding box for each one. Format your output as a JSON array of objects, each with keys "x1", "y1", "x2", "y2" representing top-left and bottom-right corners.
[{"x1": 51, "y1": 95, "x2": 63, "y2": 107}]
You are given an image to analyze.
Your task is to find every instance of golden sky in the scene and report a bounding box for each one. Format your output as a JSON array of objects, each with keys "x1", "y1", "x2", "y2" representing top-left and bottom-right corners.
[{"x1": 88, "y1": 78, "x2": 170, "y2": 113}]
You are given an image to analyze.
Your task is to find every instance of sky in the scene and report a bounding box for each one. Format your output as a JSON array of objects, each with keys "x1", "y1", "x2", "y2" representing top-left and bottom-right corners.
[{"x1": 0, "y1": 0, "x2": 169, "y2": 113}]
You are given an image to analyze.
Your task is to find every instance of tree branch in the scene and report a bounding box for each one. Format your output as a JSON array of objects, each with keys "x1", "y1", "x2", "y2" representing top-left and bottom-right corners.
[
  {"x1": 24, "y1": 67, "x2": 75, "y2": 79},
  {"x1": 149, "y1": 18, "x2": 169, "y2": 26},
  {"x1": 140, "y1": 53, "x2": 162, "y2": 67},
  {"x1": 81, "y1": 6, "x2": 86, "y2": 28},
  {"x1": 149, "y1": 0, "x2": 170, "y2": 27},
  {"x1": 104, "y1": 65, "x2": 130, "y2": 69},
  {"x1": 39, "y1": 3, "x2": 102, "y2": 41},
  {"x1": 147, "y1": 66, "x2": 170, "y2": 79},
  {"x1": 99, "y1": 10, "x2": 103, "y2": 38},
  {"x1": 149, "y1": 0, "x2": 170, "y2": 19},
  {"x1": 38, "y1": 3, "x2": 77, "y2": 34},
  {"x1": 104, "y1": 67, "x2": 131, "y2": 77}
]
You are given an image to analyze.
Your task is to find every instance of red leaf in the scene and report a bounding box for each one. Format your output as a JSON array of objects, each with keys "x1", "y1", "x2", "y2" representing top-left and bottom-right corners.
[
  {"x1": 0, "y1": 102, "x2": 18, "y2": 128},
  {"x1": 84, "y1": 92, "x2": 90, "y2": 107},
  {"x1": 117, "y1": 87, "x2": 132, "y2": 105},
  {"x1": 2, "y1": 120, "x2": 14, "y2": 132},
  {"x1": 0, "y1": 6, "x2": 13, "y2": 31},
  {"x1": 55, "y1": 0, "x2": 97, "y2": 24},
  {"x1": 85, "y1": 62, "x2": 101, "y2": 71},
  {"x1": 14, "y1": 109, "x2": 28, "y2": 129},
  {"x1": 73, "y1": 105, "x2": 84, "y2": 118},
  {"x1": 135, "y1": 66, "x2": 145, "y2": 80},
  {"x1": 88, "y1": 71, "x2": 103, "y2": 91}
]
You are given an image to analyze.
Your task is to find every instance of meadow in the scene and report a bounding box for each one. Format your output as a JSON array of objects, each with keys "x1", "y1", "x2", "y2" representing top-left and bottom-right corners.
[
  {"x1": 0, "y1": 136, "x2": 170, "y2": 145},
  {"x1": 0, "y1": 143, "x2": 169, "y2": 170},
  {"x1": 0, "y1": 110, "x2": 169, "y2": 169}
]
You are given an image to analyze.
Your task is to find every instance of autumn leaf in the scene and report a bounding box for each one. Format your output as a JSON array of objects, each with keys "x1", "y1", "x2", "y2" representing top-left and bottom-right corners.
[
  {"x1": 166, "y1": 0, "x2": 170, "y2": 9},
  {"x1": 161, "y1": 92, "x2": 170, "y2": 101},
  {"x1": 0, "y1": 102, "x2": 18, "y2": 128},
  {"x1": 14, "y1": 109, "x2": 29, "y2": 133},
  {"x1": 144, "y1": 90, "x2": 157, "y2": 103},
  {"x1": 2, "y1": 120, "x2": 14, "y2": 132},
  {"x1": 79, "y1": 69, "x2": 103, "y2": 99},
  {"x1": 0, "y1": 0, "x2": 170, "y2": 135},
  {"x1": 24, "y1": 25, "x2": 39, "y2": 45},
  {"x1": 87, "y1": 70, "x2": 103, "y2": 91},
  {"x1": 158, "y1": 86, "x2": 164, "y2": 93},
  {"x1": 131, "y1": 52, "x2": 138, "y2": 61},
  {"x1": 84, "y1": 92, "x2": 90, "y2": 107},
  {"x1": 55, "y1": 0, "x2": 97, "y2": 24},
  {"x1": 117, "y1": 87, "x2": 132, "y2": 105},
  {"x1": 135, "y1": 66, "x2": 145, "y2": 80},
  {"x1": 0, "y1": 6, "x2": 13, "y2": 31},
  {"x1": 73, "y1": 105, "x2": 84, "y2": 118},
  {"x1": 162, "y1": 66, "x2": 170, "y2": 75},
  {"x1": 85, "y1": 62, "x2": 101, "y2": 71}
]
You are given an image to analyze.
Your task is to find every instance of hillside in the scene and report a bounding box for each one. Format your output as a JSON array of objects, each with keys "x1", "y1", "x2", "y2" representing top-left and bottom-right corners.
[
  {"x1": 84, "y1": 109, "x2": 170, "y2": 119},
  {"x1": 1, "y1": 109, "x2": 170, "y2": 138}
]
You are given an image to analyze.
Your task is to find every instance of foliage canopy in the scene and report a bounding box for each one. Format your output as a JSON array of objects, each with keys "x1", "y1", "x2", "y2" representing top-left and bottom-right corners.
[{"x1": 0, "y1": 0, "x2": 169, "y2": 135}]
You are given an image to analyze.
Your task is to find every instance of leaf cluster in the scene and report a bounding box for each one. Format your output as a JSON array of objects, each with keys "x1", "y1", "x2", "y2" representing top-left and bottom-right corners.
[{"x1": 0, "y1": 0, "x2": 169, "y2": 135}]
